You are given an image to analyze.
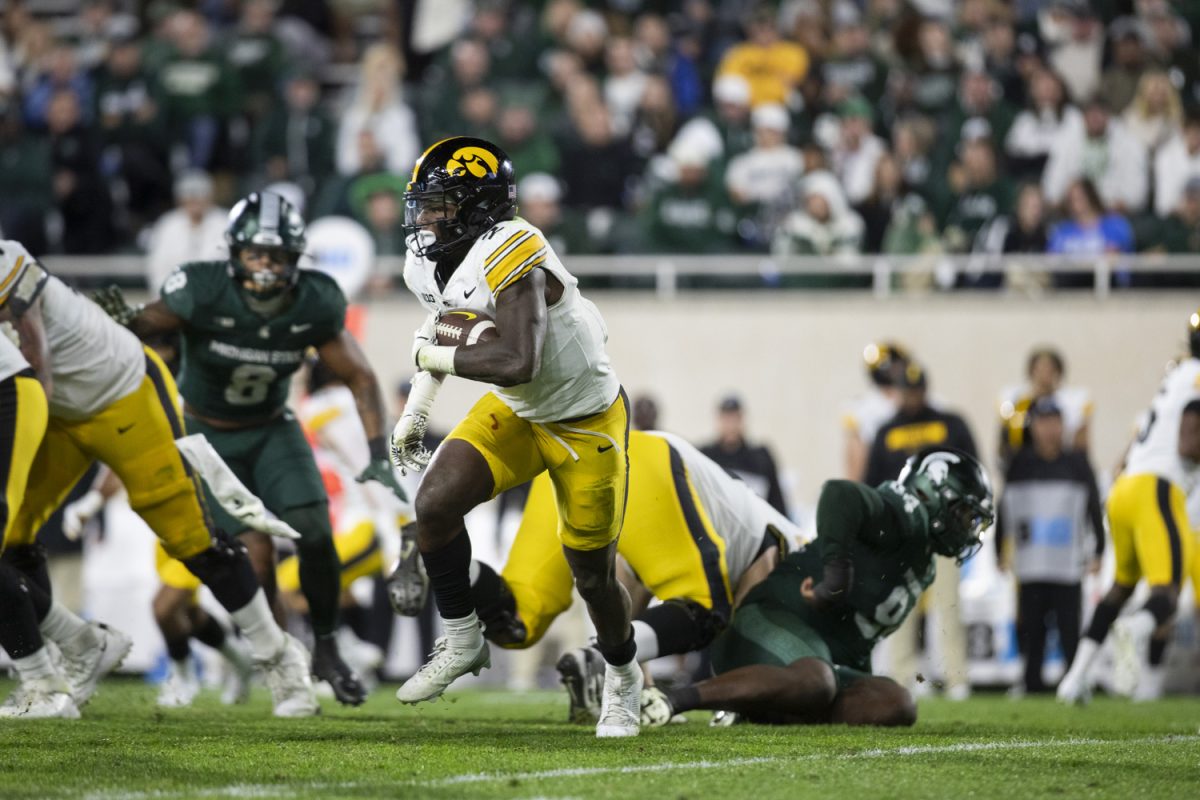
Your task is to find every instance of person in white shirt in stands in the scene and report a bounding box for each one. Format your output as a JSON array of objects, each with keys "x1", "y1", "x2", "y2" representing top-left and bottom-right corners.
[
  {"x1": 1153, "y1": 111, "x2": 1200, "y2": 218},
  {"x1": 725, "y1": 103, "x2": 805, "y2": 245},
  {"x1": 1042, "y1": 95, "x2": 1147, "y2": 213},
  {"x1": 144, "y1": 170, "x2": 227, "y2": 294}
]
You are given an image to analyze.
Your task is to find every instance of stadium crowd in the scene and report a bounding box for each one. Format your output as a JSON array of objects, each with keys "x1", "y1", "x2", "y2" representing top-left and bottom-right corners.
[{"x1": 2, "y1": 0, "x2": 1200, "y2": 268}]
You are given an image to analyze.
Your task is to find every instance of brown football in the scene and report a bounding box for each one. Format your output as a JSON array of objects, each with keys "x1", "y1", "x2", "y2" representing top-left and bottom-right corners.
[{"x1": 434, "y1": 308, "x2": 498, "y2": 347}]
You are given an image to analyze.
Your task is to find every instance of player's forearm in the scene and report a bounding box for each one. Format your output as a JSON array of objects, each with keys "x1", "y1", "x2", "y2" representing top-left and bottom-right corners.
[
  {"x1": 446, "y1": 338, "x2": 540, "y2": 387},
  {"x1": 128, "y1": 300, "x2": 184, "y2": 340},
  {"x1": 347, "y1": 369, "x2": 389, "y2": 457}
]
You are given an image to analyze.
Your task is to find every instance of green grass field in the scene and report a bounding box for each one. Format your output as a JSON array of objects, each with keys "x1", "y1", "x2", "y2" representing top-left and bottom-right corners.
[{"x1": 1, "y1": 680, "x2": 1198, "y2": 799}]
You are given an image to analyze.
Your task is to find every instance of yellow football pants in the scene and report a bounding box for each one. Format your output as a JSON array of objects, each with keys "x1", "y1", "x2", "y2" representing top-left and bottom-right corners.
[
  {"x1": 1107, "y1": 472, "x2": 1194, "y2": 588},
  {"x1": 0, "y1": 372, "x2": 48, "y2": 551}
]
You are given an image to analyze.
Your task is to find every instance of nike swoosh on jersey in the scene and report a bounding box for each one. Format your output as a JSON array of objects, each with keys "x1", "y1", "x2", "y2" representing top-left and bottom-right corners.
[
  {"x1": 464, "y1": 286, "x2": 476, "y2": 298},
  {"x1": 290, "y1": 323, "x2": 312, "y2": 333}
]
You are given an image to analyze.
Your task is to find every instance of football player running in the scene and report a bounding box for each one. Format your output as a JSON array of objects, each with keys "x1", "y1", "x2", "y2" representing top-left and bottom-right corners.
[
  {"x1": 390, "y1": 428, "x2": 793, "y2": 723},
  {"x1": 1057, "y1": 311, "x2": 1200, "y2": 704},
  {"x1": 391, "y1": 137, "x2": 641, "y2": 736},
  {"x1": 639, "y1": 448, "x2": 994, "y2": 729},
  {"x1": 0, "y1": 240, "x2": 317, "y2": 718},
  {"x1": 95, "y1": 192, "x2": 405, "y2": 706}
]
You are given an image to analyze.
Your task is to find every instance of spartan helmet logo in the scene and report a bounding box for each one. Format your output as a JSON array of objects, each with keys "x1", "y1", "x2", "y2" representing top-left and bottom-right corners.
[
  {"x1": 921, "y1": 452, "x2": 958, "y2": 485},
  {"x1": 446, "y1": 147, "x2": 500, "y2": 180}
]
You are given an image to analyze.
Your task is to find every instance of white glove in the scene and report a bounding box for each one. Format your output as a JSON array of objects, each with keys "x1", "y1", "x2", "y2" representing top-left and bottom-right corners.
[
  {"x1": 412, "y1": 313, "x2": 437, "y2": 368},
  {"x1": 390, "y1": 370, "x2": 443, "y2": 473},
  {"x1": 175, "y1": 434, "x2": 302, "y2": 540},
  {"x1": 62, "y1": 490, "x2": 104, "y2": 541}
]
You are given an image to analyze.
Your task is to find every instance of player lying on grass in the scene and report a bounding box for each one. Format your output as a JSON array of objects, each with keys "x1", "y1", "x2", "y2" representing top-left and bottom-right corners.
[
  {"x1": 640, "y1": 447, "x2": 995, "y2": 728},
  {"x1": 388, "y1": 428, "x2": 795, "y2": 722}
]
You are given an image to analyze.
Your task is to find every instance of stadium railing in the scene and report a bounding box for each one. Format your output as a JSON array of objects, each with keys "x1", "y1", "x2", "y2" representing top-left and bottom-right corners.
[{"x1": 43, "y1": 254, "x2": 1200, "y2": 299}]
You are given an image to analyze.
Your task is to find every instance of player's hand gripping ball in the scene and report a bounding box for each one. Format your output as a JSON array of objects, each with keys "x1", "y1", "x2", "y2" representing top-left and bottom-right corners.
[{"x1": 433, "y1": 309, "x2": 498, "y2": 347}]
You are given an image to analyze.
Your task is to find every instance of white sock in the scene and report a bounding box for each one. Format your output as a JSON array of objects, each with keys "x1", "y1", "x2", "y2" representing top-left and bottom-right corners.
[
  {"x1": 228, "y1": 590, "x2": 286, "y2": 661},
  {"x1": 220, "y1": 638, "x2": 251, "y2": 670},
  {"x1": 1069, "y1": 637, "x2": 1100, "y2": 678},
  {"x1": 631, "y1": 620, "x2": 659, "y2": 662},
  {"x1": 1127, "y1": 609, "x2": 1157, "y2": 642},
  {"x1": 169, "y1": 657, "x2": 192, "y2": 678},
  {"x1": 38, "y1": 602, "x2": 96, "y2": 657},
  {"x1": 442, "y1": 611, "x2": 483, "y2": 649},
  {"x1": 606, "y1": 658, "x2": 641, "y2": 681},
  {"x1": 14, "y1": 646, "x2": 59, "y2": 683}
]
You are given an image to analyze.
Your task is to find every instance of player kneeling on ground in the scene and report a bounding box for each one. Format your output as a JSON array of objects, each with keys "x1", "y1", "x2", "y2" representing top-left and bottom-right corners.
[
  {"x1": 640, "y1": 447, "x2": 994, "y2": 728},
  {"x1": 389, "y1": 428, "x2": 793, "y2": 723}
]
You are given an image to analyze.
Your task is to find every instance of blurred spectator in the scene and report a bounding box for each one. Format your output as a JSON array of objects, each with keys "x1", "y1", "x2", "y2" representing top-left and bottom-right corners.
[
  {"x1": 672, "y1": 74, "x2": 754, "y2": 168},
  {"x1": 94, "y1": 30, "x2": 172, "y2": 229},
  {"x1": 517, "y1": 173, "x2": 592, "y2": 255},
  {"x1": 224, "y1": 0, "x2": 290, "y2": 119},
  {"x1": 821, "y1": 5, "x2": 888, "y2": 107},
  {"x1": 603, "y1": 36, "x2": 647, "y2": 137},
  {"x1": 158, "y1": 11, "x2": 240, "y2": 172},
  {"x1": 1153, "y1": 111, "x2": 1200, "y2": 218},
  {"x1": 312, "y1": 129, "x2": 387, "y2": 218},
  {"x1": 725, "y1": 103, "x2": 804, "y2": 248},
  {"x1": 1005, "y1": 68, "x2": 1081, "y2": 180},
  {"x1": 628, "y1": 75, "x2": 678, "y2": 161},
  {"x1": 349, "y1": 173, "x2": 406, "y2": 257},
  {"x1": 941, "y1": 134, "x2": 1015, "y2": 253},
  {"x1": 891, "y1": 115, "x2": 935, "y2": 197},
  {"x1": 495, "y1": 104, "x2": 559, "y2": 178},
  {"x1": 559, "y1": 101, "x2": 637, "y2": 212},
  {"x1": 999, "y1": 183, "x2": 1050, "y2": 253},
  {"x1": 830, "y1": 96, "x2": 886, "y2": 205},
  {"x1": 1042, "y1": 97, "x2": 1148, "y2": 214},
  {"x1": 23, "y1": 44, "x2": 92, "y2": 131},
  {"x1": 420, "y1": 39, "x2": 491, "y2": 143},
  {"x1": 458, "y1": 86, "x2": 499, "y2": 140},
  {"x1": 656, "y1": 13, "x2": 705, "y2": 118},
  {"x1": 1143, "y1": 4, "x2": 1198, "y2": 109},
  {"x1": 1040, "y1": 1, "x2": 1103, "y2": 104},
  {"x1": 941, "y1": 69, "x2": 1016, "y2": 168},
  {"x1": 1099, "y1": 17, "x2": 1150, "y2": 115},
  {"x1": 908, "y1": 17, "x2": 960, "y2": 116},
  {"x1": 631, "y1": 393, "x2": 660, "y2": 432},
  {"x1": 1153, "y1": 176, "x2": 1200, "y2": 254},
  {"x1": 857, "y1": 153, "x2": 906, "y2": 252},
  {"x1": 997, "y1": 396, "x2": 1103, "y2": 695},
  {"x1": 774, "y1": 171, "x2": 864, "y2": 256},
  {"x1": 980, "y1": 11, "x2": 1024, "y2": 107},
  {"x1": 336, "y1": 44, "x2": 419, "y2": 176},
  {"x1": 715, "y1": 5, "x2": 809, "y2": 108},
  {"x1": 1047, "y1": 179, "x2": 1135, "y2": 255},
  {"x1": 145, "y1": 170, "x2": 227, "y2": 293},
  {"x1": 0, "y1": 98, "x2": 52, "y2": 252},
  {"x1": 699, "y1": 394, "x2": 788, "y2": 515},
  {"x1": 470, "y1": 0, "x2": 540, "y2": 82},
  {"x1": 564, "y1": 8, "x2": 608, "y2": 75},
  {"x1": 641, "y1": 141, "x2": 735, "y2": 254},
  {"x1": 48, "y1": 89, "x2": 114, "y2": 254},
  {"x1": 998, "y1": 346, "x2": 1093, "y2": 466},
  {"x1": 842, "y1": 340, "x2": 910, "y2": 481},
  {"x1": 1121, "y1": 70, "x2": 1181, "y2": 156},
  {"x1": 866, "y1": 362, "x2": 976, "y2": 700},
  {"x1": 75, "y1": 1, "x2": 140, "y2": 71},
  {"x1": 255, "y1": 70, "x2": 335, "y2": 201}
]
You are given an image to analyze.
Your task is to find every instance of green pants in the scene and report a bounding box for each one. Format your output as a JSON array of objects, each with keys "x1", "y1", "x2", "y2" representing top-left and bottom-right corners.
[
  {"x1": 185, "y1": 411, "x2": 327, "y2": 537},
  {"x1": 711, "y1": 600, "x2": 871, "y2": 691}
]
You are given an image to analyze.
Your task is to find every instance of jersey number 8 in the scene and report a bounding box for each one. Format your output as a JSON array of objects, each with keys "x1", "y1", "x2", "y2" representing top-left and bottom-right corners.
[{"x1": 225, "y1": 364, "x2": 277, "y2": 406}]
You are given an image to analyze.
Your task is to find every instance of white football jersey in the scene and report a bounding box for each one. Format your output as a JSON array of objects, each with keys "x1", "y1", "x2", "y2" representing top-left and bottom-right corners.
[
  {"x1": 1125, "y1": 358, "x2": 1200, "y2": 489},
  {"x1": 998, "y1": 384, "x2": 1093, "y2": 447},
  {"x1": 0, "y1": 331, "x2": 29, "y2": 383},
  {"x1": 15, "y1": 267, "x2": 144, "y2": 420},
  {"x1": 404, "y1": 218, "x2": 620, "y2": 423},
  {"x1": 655, "y1": 431, "x2": 799, "y2": 585}
]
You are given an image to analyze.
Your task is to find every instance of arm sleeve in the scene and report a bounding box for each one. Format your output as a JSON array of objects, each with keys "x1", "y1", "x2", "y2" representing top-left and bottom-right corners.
[{"x1": 815, "y1": 479, "x2": 886, "y2": 565}]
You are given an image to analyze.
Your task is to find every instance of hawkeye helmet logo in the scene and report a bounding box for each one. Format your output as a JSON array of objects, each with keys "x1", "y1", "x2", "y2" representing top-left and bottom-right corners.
[{"x1": 446, "y1": 147, "x2": 499, "y2": 180}]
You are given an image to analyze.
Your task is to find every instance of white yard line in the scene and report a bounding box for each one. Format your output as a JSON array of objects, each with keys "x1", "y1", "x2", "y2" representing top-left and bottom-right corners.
[{"x1": 79, "y1": 734, "x2": 1200, "y2": 800}]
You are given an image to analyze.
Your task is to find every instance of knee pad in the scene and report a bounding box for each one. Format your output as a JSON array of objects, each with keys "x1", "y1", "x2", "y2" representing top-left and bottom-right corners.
[
  {"x1": 1, "y1": 543, "x2": 50, "y2": 594},
  {"x1": 182, "y1": 536, "x2": 257, "y2": 612},
  {"x1": 472, "y1": 562, "x2": 527, "y2": 647},
  {"x1": 279, "y1": 504, "x2": 333, "y2": 549},
  {"x1": 1144, "y1": 591, "x2": 1177, "y2": 627},
  {"x1": 640, "y1": 598, "x2": 725, "y2": 656}
]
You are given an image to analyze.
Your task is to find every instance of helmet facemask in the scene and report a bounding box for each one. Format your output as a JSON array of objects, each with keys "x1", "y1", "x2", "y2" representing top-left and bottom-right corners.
[
  {"x1": 403, "y1": 186, "x2": 470, "y2": 262},
  {"x1": 226, "y1": 191, "x2": 307, "y2": 303},
  {"x1": 899, "y1": 448, "x2": 995, "y2": 565},
  {"x1": 233, "y1": 245, "x2": 300, "y2": 300}
]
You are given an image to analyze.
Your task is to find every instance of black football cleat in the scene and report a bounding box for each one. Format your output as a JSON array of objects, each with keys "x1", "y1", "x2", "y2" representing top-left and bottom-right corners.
[
  {"x1": 312, "y1": 635, "x2": 367, "y2": 707},
  {"x1": 556, "y1": 646, "x2": 605, "y2": 724}
]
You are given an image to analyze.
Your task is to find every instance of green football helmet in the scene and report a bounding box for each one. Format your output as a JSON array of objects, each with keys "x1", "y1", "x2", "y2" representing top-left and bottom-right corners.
[
  {"x1": 226, "y1": 191, "x2": 307, "y2": 297},
  {"x1": 403, "y1": 136, "x2": 516, "y2": 263},
  {"x1": 898, "y1": 447, "x2": 995, "y2": 563}
]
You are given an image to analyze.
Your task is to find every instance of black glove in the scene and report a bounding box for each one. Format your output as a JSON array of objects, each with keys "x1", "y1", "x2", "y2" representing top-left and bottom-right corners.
[{"x1": 811, "y1": 559, "x2": 853, "y2": 609}]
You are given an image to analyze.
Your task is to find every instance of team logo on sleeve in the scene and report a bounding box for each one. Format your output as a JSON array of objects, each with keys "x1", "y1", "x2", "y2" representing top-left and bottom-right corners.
[{"x1": 447, "y1": 147, "x2": 500, "y2": 179}]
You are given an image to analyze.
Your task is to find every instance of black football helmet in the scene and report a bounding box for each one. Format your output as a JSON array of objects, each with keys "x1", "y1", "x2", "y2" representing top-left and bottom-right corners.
[
  {"x1": 226, "y1": 191, "x2": 307, "y2": 298},
  {"x1": 863, "y1": 341, "x2": 911, "y2": 387},
  {"x1": 898, "y1": 446, "x2": 995, "y2": 564},
  {"x1": 403, "y1": 136, "x2": 516, "y2": 263}
]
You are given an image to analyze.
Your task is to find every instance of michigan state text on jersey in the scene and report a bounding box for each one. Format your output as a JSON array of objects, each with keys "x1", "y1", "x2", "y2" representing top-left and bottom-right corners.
[{"x1": 390, "y1": 136, "x2": 643, "y2": 737}]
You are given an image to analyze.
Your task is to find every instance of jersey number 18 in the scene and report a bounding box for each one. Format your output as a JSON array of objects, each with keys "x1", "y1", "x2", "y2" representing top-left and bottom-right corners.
[{"x1": 853, "y1": 568, "x2": 926, "y2": 641}]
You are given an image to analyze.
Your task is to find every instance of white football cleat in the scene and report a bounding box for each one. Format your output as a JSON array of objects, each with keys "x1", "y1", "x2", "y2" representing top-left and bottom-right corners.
[
  {"x1": 259, "y1": 633, "x2": 319, "y2": 718},
  {"x1": 157, "y1": 660, "x2": 201, "y2": 708},
  {"x1": 556, "y1": 646, "x2": 605, "y2": 724},
  {"x1": 0, "y1": 678, "x2": 80, "y2": 719},
  {"x1": 220, "y1": 639, "x2": 254, "y2": 706},
  {"x1": 59, "y1": 622, "x2": 132, "y2": 706},
  {"x1": 1132, "y1": 665, "x2": 1166, "y2": 703},
  {"x1": 1111, "y1": 615, "x2": 1153, "y2": 698},
  {"x1": 639, "y1": 685, "x2": 674, "y2": 729},
  {"x1": 1056, "y1": 661, "x2": 1093, "y2": 705},
  {"x1": 596, "y1": 661, "x2": 642, "y2": 738},
  {"x1": 396, "y1": 635, "x2": 490, "y2": 704}
]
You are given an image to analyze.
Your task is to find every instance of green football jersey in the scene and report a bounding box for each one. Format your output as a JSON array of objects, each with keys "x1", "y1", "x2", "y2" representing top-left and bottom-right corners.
[
  {"x1": 745, "y1": 480, "x2": 936, "y2": 669},
  {"x1": 162, "y1": 260, "x2": 347, "y2": 421}
]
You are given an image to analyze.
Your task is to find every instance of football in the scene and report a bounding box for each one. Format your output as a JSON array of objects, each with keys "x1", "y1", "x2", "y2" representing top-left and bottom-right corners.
[{"x1": 434, "y1": 308, "x2": 498, "y2": 347}]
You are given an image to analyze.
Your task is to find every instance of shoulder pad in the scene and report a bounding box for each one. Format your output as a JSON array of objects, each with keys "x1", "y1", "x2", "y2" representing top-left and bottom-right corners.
[{"x1": 6, "y1": 261, "x2": 48, "y2": 318}]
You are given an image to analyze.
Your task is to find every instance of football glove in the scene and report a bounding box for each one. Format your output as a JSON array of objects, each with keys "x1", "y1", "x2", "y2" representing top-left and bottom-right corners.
[
  {"x1": 411, "y1": 313, "x2": 437, "y2": 368},
  {"x1": 92, "y1": 285, "x2": 141, "y2": 327},
  {"x1": 355, "y1": 458, "x2": 408, "y2": 502},
  {"x1": 386, "y1": 527, "x2": 429, "y2": 617},
  {"x1": 62, "y1": 490, "x2": 105, "y2": 541},
  {"x1": 390, "y1": 370, "x2": 442, "y2": 473}
]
